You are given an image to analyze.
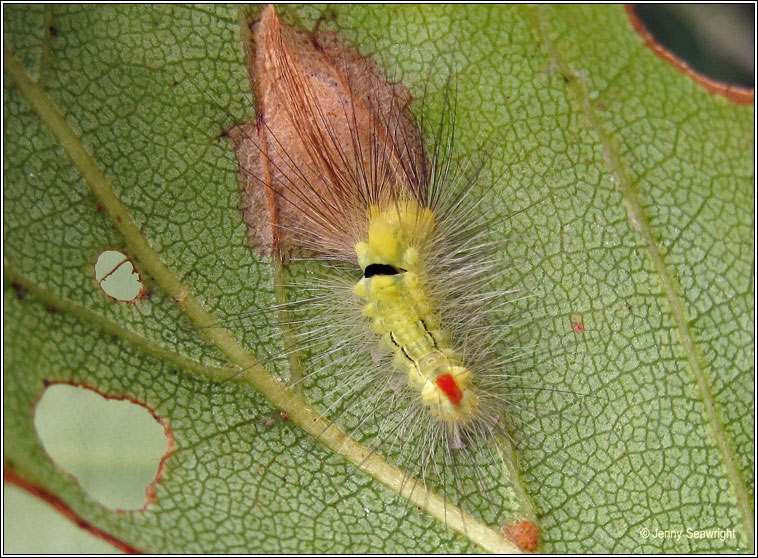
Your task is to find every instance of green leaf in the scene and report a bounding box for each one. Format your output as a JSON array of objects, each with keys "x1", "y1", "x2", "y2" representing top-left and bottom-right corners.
[{"x1": 3, "y1": 4, "x2": 753, "y2": 553}]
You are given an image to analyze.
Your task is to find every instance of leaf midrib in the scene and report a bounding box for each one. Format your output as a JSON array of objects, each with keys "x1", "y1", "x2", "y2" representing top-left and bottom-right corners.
[
  {"x1": 3, "y1": 43, "x2": 521, "y2": 555},
  {"x1": 526, "y1": 4, "x2": 753, "y2": 550}
]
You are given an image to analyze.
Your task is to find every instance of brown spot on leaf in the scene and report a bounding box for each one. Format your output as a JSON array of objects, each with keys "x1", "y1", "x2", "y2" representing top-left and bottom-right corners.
[
  {"x1": 230, "y1": 5, "x2": 426, "y2": 258},
  {"x1": 625, "y1": 5, "x2": 753, "y2": 105},
  {"x1": 11, "y1": 282, "x2": 25, "y2": 300},
  {"x1": 571, "y1": 314, "x2": 585, "y2": 334},
  {"x1": 503, "y1": 519, "x2": 540, "y2": 552}
]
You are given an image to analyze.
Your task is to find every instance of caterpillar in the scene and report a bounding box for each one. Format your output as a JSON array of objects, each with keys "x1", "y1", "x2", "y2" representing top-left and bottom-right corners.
[{"x1": 228, "y1": 5, "x2": 549, "y2": 549}]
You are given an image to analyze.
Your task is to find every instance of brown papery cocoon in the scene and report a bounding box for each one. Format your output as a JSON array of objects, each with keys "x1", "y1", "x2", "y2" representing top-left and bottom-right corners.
[{"x1": 230, "y1": 5, "x2": 427, "y2": 259}]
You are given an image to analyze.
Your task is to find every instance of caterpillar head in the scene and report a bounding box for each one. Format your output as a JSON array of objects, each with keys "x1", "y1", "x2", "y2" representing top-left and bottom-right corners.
[{"x1": 355, "y1": 201, "x2": 435, "y2": 272}]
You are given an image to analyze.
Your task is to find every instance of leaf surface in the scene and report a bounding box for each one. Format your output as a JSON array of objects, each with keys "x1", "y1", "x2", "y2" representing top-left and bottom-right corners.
[{"x1": 3, "y1": 4, "x2": 753, "y2": 553}]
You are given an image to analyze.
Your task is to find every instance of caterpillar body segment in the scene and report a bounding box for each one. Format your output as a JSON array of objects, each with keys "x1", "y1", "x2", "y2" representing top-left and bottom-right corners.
[{"x1": 353, "y1": 202, "x2": 480, "y2": 429}]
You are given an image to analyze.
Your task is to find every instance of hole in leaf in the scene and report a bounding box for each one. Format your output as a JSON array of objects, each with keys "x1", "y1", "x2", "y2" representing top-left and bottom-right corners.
[
  {"x1": 34, "y1": 383, "x2": 170, "y2": 511},
  {"x1": 94, "y1": 250, "x2": 143, "y2": 302},
  {"x1": 631, "y1": 4, "x2": 754, "y2": 87},
  {"x1": 627, "y1": 5, "x2": 753, "y2": 104}
]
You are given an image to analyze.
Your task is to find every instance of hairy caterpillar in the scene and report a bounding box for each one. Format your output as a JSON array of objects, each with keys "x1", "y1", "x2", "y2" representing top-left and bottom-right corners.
[
  {"x1": 225, "y1": 6, "x2": 549, "y2": 547},
  {"x1": 5, "y1": 4, "x2": 750, "y2": 554}
]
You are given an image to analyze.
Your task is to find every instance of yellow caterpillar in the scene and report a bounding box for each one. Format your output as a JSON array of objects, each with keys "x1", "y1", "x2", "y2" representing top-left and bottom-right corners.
[
  {"x1": 229, "y1": 2, "x2": 514, "y2": 459},
  {"x1": 353, "y1": 202, "x2": 479, "y2": 430},
  {"x1": 235, "y1": 4, "x2": 516, "y2": 498},
  {"x1": 223, "y1": 5, "x2": 555, "y2": 551}
]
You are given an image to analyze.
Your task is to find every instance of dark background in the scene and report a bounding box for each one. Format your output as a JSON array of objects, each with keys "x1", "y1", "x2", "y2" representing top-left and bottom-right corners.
[{"x1": 634, "y1": 4, "x2": 755, "y2": 88}]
